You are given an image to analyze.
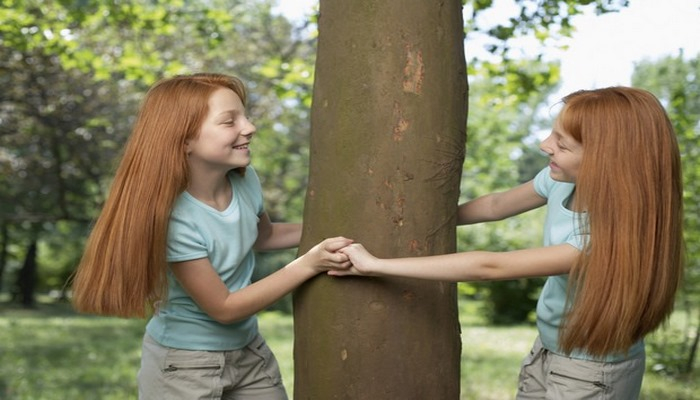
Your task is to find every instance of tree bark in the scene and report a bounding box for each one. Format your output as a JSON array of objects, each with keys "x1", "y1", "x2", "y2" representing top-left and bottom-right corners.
[{"x1": 293, "y1": 0, "x2": 467, "y2": 398}]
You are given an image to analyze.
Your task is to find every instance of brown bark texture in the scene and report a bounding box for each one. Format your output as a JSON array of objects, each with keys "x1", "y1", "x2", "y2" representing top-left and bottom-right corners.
[{"x1": 293, "y1": 0, "x2": 468, "y2": 399}]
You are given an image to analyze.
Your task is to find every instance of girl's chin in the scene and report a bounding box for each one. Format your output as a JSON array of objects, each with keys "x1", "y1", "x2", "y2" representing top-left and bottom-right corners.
[{"x1": 549, "y1": 172, "x2": 575, "y2": 184}]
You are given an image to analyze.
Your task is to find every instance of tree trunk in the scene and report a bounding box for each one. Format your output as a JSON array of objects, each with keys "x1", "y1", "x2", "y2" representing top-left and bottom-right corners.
[
  {"x1": 293, "y1": 1, "x2": 467, "y2": 398},
  {"x1": 17, "y1": 240, "x2": 38, "y2": 308},
  {"x1": 686, "y1": 307, "x2": 699, "y2": 373},
  {"x1": 0, "y1": 223, "x2": 7, "y2": 293}
]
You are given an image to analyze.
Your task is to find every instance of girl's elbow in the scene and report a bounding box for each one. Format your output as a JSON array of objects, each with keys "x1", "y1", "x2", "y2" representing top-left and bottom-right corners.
[
  {"x1": 472, "y1": 262, "x2": 504, "y2": 281},
  {"x1": 252, "y1": 243, "x2": 265, "y2": 253},
  {"x1": 253, "y1": 240, "x2": 276, "y2": 252},
  {"x1": 252, "y1": 237, "x2": 266, "y2": 252},
  {"x1": 471, "y1": 271, "x2": 497, "y2": 282},
  {"x1": 253, "y1": 231, "x2": 274, "y2": 252}
]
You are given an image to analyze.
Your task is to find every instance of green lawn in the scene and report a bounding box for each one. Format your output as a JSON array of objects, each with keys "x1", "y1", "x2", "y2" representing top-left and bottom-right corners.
[{"x1": 1, "y1": 301, "x2": 697, "y2": 399}]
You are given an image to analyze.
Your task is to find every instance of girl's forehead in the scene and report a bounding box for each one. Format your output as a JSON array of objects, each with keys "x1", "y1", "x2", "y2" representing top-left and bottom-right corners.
[
  {"x1": 552, "y1": 116, "x2": 567, "y2": 134},
  {"x1": 208, "y1": 88, "x2": 244, "y2": 109},
  {"x1": 552, "y1": 118, "x2": 580, "y2": 144}
]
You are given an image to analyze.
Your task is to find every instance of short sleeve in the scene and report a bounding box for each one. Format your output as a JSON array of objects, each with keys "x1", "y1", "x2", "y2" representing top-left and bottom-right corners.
[
  {"x1": 566, "y1": 232, "x2": 587, "y2": 251},
  {"x1": 533, "y1": 166, "x2": 554, "y2": 198},
  {"x1": 166, "y1": 210, "x2": 208, "y2": 263},
  {"x1": 566, "y1": 213, "x2": 589, "y2": 251},
  {"x1": 242, "y1": 167, "x2": 265, "y2": 216}
]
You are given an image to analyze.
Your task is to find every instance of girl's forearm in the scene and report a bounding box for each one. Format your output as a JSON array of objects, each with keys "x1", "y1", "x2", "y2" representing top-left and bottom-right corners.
[
  {"x1": 371, "y1": 252, "x2": 495, "y2": 281},
  {"x1": 218, "y1": 256, "x2": 314, "y2": 323},
  {"x1": 366, "y1": 246, "x2": 575, "y2": 282},
  {"x1": 217, "y1": 236, "x2": 351, "y2": 323}
]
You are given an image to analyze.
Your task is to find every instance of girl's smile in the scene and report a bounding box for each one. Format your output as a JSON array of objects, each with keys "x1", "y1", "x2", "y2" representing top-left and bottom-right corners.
[
  {"x1": 186, "y1": 87, "x2": 257, "y2": 172},
  {"x1": 539, "y1": 117, "x2": 583, "y2": 183}
]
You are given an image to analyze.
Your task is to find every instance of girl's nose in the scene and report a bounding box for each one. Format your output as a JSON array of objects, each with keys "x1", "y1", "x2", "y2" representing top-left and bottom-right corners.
[
  {"x1": 539, "y1": 135, "x2": 554, "y2": 155},
  {"x1": 243, "y1": 120, "x2": 256, "y2": 137}
]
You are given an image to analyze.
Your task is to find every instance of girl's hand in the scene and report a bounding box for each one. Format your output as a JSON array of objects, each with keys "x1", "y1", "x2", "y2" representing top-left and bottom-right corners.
[
  {"x1": 329, "y1": 243, "x2": 379, "y2": 276},
  {"x1": 303, "y1": 236, "x2": 354, "y2": 272}
]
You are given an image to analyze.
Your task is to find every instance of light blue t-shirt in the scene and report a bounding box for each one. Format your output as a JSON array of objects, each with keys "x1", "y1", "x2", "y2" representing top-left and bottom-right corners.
[
  {"x1": 533, "y1": 166, "x2": 644, "y2": 361},
  {"x1": 145, "y1": 167, "x2": 264, "y2": 351}
]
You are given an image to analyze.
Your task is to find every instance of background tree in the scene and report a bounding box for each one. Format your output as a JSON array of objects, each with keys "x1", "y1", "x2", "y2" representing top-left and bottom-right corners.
[
  {"x1": 0, "y1": 40, "x2": 133, "y2": 304},
  {"x1": 0, "y1": 0, "x2": 317, "y2": 305}
]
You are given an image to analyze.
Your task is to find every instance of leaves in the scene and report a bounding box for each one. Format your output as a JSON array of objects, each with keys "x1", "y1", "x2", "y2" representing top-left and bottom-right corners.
[
  {"x1": 465, "y1": 0, "x2": 627, "y2": 76},
  {"x1": 0, "y1": 0, "x2": 319, "y2": 294}
]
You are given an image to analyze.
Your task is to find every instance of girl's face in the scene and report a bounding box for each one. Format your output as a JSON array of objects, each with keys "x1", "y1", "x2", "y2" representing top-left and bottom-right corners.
[
  {"x1": 539, "y1": 117, "x2": 583, "y2": 183},
  {"x1": 186, "y1": 88, "x2": 256, "y2": 172}
]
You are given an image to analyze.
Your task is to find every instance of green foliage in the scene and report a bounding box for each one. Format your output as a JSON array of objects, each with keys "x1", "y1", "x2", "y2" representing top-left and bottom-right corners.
[
  {"x1": 478, "y1": 279, "x2": 542, "y2": 324},
  {"x1": 36, "y1": 222, "x2": 88, "y2": 294},
  {"x1": 457, "y1": 55, "x2": 557, "y2": 323},
  {"x1": 648, "y1": 327, "x2": 694, "y2": 377},
  {"x1": 0, "y1": 0, "x2": 317, "y2": 296},
  {"x1": 465, "y1": 0, "x2": 629, "y2": 63}
]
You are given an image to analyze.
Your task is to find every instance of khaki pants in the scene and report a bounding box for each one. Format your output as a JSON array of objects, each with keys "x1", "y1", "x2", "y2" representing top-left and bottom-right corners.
[
  {"x1": 516, "y1": 336, "x2": 645, "y2": 400},
  {"x1": 138, "y1": 333, "x2": 288, "y2": 400}
]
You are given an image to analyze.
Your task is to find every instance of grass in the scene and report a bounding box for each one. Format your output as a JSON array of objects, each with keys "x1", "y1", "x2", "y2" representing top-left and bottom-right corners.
[{"x1": 1, "y1": 300, "x2": 698, "y2": 399}]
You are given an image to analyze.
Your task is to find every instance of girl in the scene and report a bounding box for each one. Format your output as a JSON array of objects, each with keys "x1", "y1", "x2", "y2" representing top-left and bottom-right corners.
[
  {"x1": 333, "y1": 87, "x2": 684, "y2": 399},
  {"x1": 71, "y1": 73, "x2": 352, "y2": 399}
]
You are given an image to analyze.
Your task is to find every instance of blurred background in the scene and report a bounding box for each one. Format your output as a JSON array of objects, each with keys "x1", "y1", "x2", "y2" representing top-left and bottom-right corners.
[{"x1": 0, "y1": 0, "x2": 698, "y2": 398}]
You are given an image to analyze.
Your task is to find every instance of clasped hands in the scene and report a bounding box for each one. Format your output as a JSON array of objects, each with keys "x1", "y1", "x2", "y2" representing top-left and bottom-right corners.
[{"x1": 311, "y1": 236, "x2": 375, "y2": 277}]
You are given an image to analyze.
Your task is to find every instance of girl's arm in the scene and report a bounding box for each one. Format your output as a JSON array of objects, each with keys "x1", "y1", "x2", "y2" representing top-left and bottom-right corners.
[
  {"x1": 458, "y1": 180, "x2": 546, "y2": 225},
  {"x1": 171, "y1": 236, "x2": 352, "y2": 324},
  {"x1": 333, "y1": 243, "x2": 578, "y2": 281},
  {"x1": 253, "y1": 211, "x2": 302, "y2": 251}
]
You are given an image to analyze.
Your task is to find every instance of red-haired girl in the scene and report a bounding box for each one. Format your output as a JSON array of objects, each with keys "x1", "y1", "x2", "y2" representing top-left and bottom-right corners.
[
  {"x1": 72, "y1": 73, "x2": 352, "y2": 399},
  {"x1": 333, "y1": 87, "x2": 684, "y2": 399}
]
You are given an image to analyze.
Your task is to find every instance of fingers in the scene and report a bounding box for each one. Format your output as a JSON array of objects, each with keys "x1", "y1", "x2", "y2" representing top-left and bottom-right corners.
[
  {"x1": 309, "y1": 238, "x2": 371, "y2": 275},
  {"x1": 321, "y1": 236, "x2": 354, "y2": 252},
  {"x1": 326, "y1": 252, "x2": 350, "y2": 265},
  {"x1": 327, "y1": 266, "x2": 360, "y2": 277},
  {"x1": 338, "y1": 243, "x2": 365, "y2": 256}
]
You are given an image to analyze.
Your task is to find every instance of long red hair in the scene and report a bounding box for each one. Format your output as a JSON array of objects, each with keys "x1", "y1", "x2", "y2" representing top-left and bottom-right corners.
[
  {"x1": 559, "y1": 87, "x2": 684, "y2": 356},
  {"x1": 71, "y1": 73, "x2": 247, "y2": 317}
]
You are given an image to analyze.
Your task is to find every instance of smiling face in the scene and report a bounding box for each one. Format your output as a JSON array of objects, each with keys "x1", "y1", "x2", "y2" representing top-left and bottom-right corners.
[
  {"x1": 539, "y1": 115, "x2": 583, "y2": 183},
  {"x1": 185, "y1": 87, "x2": 256, "y2": 173}
]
